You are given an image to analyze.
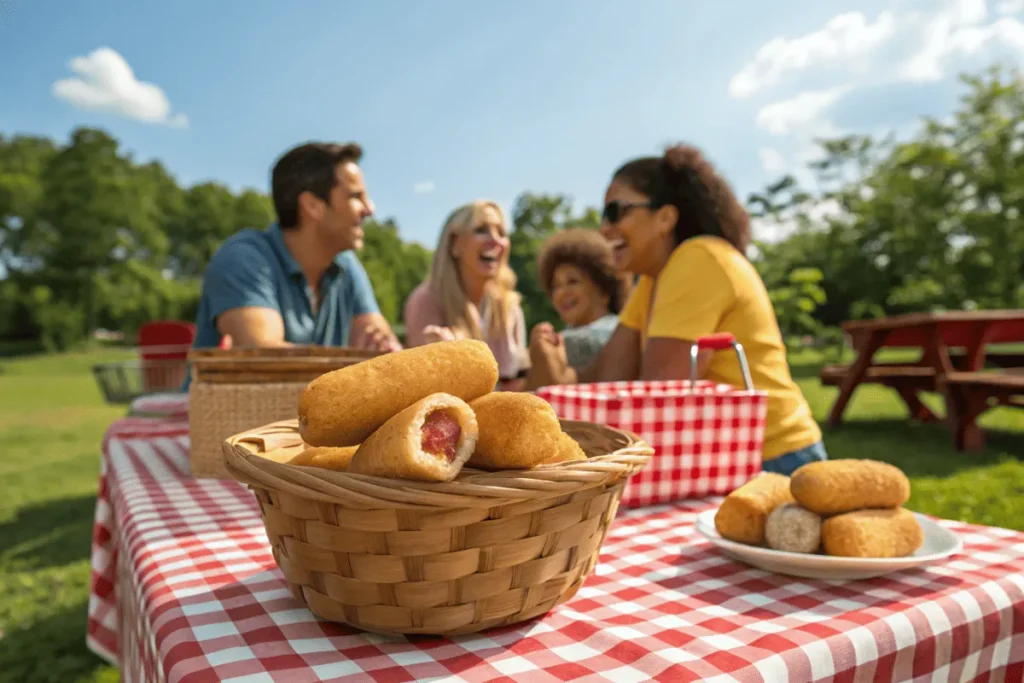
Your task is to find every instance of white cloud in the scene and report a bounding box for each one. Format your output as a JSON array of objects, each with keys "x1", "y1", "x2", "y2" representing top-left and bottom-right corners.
[
  {"x1": 729, "y1": 11, "x2": 898, "y2": 98},
  {"x1": 758, "y1": 148, "x2": 789, "y2": 175},
  {"x1": 412, "y1": 180, "x2": 435, "y2": 194},
  {"x1": 902, "y1": 15, "x2": 1024, "y2": 82},
  {"x1": 52, "y1": 47, "x2": 187, "y2": 128},
  {"x1": 734, "y1": 1, "x2": 1024, "y2": 150},
  {"x1": 998, "y1": 0, "x2": 1024, "y2": 15},
  {"x1": 752, "y1": 197, "x2": 847, "y2": 243},
  {"x1": 755, "y1": 87, "x2": 850, "y2": 136}
]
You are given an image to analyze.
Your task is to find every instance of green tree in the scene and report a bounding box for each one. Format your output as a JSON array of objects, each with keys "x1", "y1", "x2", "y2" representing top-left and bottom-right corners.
[{"x1": 747, "y1": 64, "x2": 1024, "y2": 329}]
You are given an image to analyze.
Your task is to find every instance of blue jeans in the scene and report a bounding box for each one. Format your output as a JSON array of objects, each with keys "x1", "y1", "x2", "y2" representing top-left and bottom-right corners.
[{"x1": 761, "y1": 440, "x2": 828, "y2": 477}]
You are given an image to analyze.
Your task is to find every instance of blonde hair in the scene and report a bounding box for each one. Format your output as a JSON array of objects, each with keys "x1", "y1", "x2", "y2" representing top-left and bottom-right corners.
[{"x1": 427, "y1": 200, "x2": 520, "y2": 340}]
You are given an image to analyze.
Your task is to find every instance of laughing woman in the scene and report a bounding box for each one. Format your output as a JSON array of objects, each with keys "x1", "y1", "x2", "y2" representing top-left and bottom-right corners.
[
  {"x1": 526, "y1": 144, "x2": 827, "y2": 476},
  {"x1": 403, "y1": 200, "x2": 529, "y2": 389}
]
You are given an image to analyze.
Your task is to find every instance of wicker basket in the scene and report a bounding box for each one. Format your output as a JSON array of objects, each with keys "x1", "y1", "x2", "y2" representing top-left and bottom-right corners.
[
  {"x1": 188, "y1": 347, "x2": 381, "y2": 479},
  {"x1": 223, "y1": 418, "x2": 654, "y2": 636}
]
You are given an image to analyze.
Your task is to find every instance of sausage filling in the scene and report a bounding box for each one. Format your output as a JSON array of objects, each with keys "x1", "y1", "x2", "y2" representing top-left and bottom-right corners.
[{"x1": 421, "y1": 410, "x2": 461, "y2": 463}]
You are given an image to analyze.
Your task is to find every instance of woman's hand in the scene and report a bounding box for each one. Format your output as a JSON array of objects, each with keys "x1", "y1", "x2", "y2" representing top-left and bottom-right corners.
[
  {"x1": 423, "y1": 325, "x2": 458, "y2": 344},
  {"x1": 526, "y1": 323, "x2": 570, "y2": 389},
  {"x1": 529, "y1": 322, "x2": 560, "y2": 349},
  {"x1": 353, "y1": 320, "x2": 402, "y2": 353}
]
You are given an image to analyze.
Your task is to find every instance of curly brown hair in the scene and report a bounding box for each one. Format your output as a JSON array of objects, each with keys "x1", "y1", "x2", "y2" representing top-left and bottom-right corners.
[
  {"x1": 537, "y1": 228, "x2": 630, "y2": 314},
  {"x1": 611, "y1": 143, "x2": 751, "y2": 253}
]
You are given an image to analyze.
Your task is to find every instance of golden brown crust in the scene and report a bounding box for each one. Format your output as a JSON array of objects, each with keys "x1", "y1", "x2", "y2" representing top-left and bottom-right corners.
[
  {"x1": 790, "y1": 459, "x2": 911, "y2": 516},
  {"x1": 821, "y1": 508, "x2": 924, "y2": 558},
  {"x1": 537, "y1": 432, "x2": 588, "y2": 466},
  {"x1": 286, "y1": 445, "x2": 359, "y2": 471},
  {"x1": 713, "y1": 473, "x2": 795, "y2": 545},
  {"x1": 467, "y1": 393, "x2": 587, "y2": 470},
  {"x1": 298, "y1": 340, "x2": 498, "y2": 447},
  {"x1": 347, "y1": 393, "x2": 478, "y2": 482}
]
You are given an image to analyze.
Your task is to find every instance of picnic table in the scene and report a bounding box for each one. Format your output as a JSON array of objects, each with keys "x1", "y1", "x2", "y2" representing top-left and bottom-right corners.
[
  {"x1": 823, "y1": 310, "x2": 1024, "y2": 448},
  {"x1": 87, "y1": 407, "x2": 1024, "y2": 682}
]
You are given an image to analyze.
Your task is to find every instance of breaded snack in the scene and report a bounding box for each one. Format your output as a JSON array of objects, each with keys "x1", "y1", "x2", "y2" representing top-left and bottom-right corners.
[
  {"x1": 347, "y1": 393, "x2": 479, "y2": 482},
  {"x1": 821, "y1": 508, "x2": 924, "y2": 558},
  {"x1": 298, "y1": 340, "x2": 498, "y2": 447},
  {"x1": 790, "y1": 459, "x2": 910, "y2": 516},
  {"x1": 285, "y1": 445, "x2": 359, "y2": 471},
  {"x1": 467, "y1": 392, "x2": 587, "y2": 470},
  {"x1": 713, "y1": 473, "x2": 795, "y2": 545},
  {"x1": 765, "y1": 503, "x2": 822, "y2": 554}
]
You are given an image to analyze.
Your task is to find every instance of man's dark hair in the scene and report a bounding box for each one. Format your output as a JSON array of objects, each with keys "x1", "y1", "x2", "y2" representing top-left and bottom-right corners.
[
  {"x1": 271, "y1": 142, "x2": 363, "y2": 229},
  {"x1": 612, "y1": 144, "x2": 751, "y2": 254},
  {"x1": 537, "y1": 228, "x2": 630, "y2": 314}
]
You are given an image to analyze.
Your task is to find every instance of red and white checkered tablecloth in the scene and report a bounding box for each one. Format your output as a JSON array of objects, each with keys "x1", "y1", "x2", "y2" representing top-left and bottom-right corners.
[
  {"x1": 128, "y1": 393, "x2": 189, "y2": 418},
  {"x1": 87, "y1": 418, "x2": 1024, "y2": 682}
]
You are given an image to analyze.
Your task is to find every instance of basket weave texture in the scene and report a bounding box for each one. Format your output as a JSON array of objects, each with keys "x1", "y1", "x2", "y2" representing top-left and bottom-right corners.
[
  {"x1": 187, "y1": 347, "x2": 381, "y2": 479},
  {"x1": 223, "y1": 419, "x2": 653, "y2": 636},
  {"x1": 189, "y1": 382, "x2": 306, "y2": 479}
]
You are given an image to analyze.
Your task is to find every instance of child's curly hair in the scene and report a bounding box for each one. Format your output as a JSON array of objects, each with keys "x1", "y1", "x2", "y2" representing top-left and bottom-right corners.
[
  {"x1": 611, "y1": 144, "x2": 751, "y2": 253},
  {"x1": 537, "y1": 228, "x2": 631, "y2": 314}
]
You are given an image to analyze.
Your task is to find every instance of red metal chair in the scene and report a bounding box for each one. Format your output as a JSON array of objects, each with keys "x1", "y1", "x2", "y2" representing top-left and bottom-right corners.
[{"x1": 138, "y1": 320, "x2": 196, "y2": 393}]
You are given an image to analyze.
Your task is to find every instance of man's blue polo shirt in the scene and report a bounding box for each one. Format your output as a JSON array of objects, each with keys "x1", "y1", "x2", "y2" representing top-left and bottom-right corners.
[{"x1": 191, "y1": 223, "x2": 380, "y2": 351}]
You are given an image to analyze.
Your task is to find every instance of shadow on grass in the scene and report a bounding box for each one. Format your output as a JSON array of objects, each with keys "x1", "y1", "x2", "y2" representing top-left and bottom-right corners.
[
  {"x1": 0, "y1": 340, "x2": 45, "y2": 359},
  {"x1": 821, "y1": 419, "x2": 1021, "y2": 479},
  {"x1": 0, "y1": 494, "x2": 97, "y2": 571},
  {"x1": 0, "y1": 598, "x2": 117, "y2": 683}
]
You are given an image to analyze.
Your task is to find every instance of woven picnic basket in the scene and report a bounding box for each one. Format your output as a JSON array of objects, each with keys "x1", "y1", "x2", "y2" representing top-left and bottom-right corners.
[
  {"x1": 223, "y1": 418, "x2": 653, "y2": 636},
  {"x1": 188, "y1": 347, "x2": 382, "y2": 479}
]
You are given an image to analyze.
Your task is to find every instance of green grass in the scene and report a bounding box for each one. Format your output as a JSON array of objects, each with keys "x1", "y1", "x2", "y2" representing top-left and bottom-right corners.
[
  {"x1": 0, "y1": 347, "x2": 1021, "y2": 683},
  {"x1": 0, "y1": 348, "x2": 130, "y2": 683}
]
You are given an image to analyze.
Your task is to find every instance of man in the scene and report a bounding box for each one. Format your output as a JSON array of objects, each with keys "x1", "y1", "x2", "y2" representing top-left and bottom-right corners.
[{"x1": 191, "y1": 142, "x2": 402, "y2": 353}]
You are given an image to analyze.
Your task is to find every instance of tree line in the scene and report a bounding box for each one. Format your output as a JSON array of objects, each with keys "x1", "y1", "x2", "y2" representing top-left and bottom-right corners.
[{"x1": 1, "y1": 65, "x2": 1022, "y2": 353}]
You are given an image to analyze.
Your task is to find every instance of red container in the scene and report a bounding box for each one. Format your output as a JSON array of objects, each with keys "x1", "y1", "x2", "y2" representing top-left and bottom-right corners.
[{"x1": 535, "y1": 334, "x2": 768, "y2": 509}]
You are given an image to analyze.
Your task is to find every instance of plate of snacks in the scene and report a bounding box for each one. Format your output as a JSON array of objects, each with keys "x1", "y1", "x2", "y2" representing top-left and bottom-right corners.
[{"x1": 695, "y1": 460, "x2": 962, "y2": 580}]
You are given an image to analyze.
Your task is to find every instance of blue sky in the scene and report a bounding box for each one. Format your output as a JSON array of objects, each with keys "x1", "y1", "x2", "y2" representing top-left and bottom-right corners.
[{"x1": 3, "y1": 0, "x2": 1023, "y2": 247}]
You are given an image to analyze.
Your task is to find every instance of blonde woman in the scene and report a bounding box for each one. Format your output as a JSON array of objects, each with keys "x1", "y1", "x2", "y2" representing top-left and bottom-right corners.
[{"x1": 403, "y1": 200, "x2": 528, "y2": 388}]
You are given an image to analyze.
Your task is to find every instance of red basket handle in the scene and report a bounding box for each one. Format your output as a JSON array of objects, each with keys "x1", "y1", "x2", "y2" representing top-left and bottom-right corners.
[
  {"x1": 696, "y1": 333, "x2": 736, "y2": 350},
  {"x1": 690, "y1": 333, "x2": 755, "y2": 391}
]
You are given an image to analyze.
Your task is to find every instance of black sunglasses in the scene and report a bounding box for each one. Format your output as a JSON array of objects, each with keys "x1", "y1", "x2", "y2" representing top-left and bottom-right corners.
[{"x1": 602, "y1": 200, "x2": 656, "y2": 225}]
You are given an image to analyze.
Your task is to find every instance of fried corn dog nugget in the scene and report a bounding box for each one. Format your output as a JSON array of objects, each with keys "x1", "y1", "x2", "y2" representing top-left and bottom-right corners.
[
  {"x1": 713, "y1": 473, "x2": 795, "y2": 545},
  {"x1": 790, "y1": 459, "x2": 910, "y2": 516},
  {"x1": 286, "y1": 445, "x2": 359, "y2": 471},
  {"x1": 765, "y1": 503, "x2": 822, "y2": 554},
  {"x1": 467, "y1": 392, "x2": 586, "y2": 470},
  {"x1": 347, "y1": 393, "x2": 479, "y2": 482},
  {"x1": 298, "y1": 339, "x2": 498, "y2": 447},
  {"x1": 821, "y1": 508, "x2": 924, "y2": 558}
]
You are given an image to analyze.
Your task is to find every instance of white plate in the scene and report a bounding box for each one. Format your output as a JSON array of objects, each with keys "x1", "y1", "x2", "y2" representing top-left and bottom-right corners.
[{"x1": 694, "y1": 508, "x2": 963, "y2": 580}]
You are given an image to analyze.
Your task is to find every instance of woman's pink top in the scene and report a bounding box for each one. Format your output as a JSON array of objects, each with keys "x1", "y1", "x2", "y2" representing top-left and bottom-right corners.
[{"x1": 403, "y1": 282, "x2": 528, "y2": 380}]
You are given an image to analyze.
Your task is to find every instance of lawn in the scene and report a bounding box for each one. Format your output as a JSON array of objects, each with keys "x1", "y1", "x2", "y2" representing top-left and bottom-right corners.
[{"x1": 0, "y1": 347, "x2": 1021, "y2": 683}]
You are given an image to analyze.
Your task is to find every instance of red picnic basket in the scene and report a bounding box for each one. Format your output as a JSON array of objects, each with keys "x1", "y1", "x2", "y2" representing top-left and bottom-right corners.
[{"x1": 535, "y1": 333, "x2": 768, "y2": 509}]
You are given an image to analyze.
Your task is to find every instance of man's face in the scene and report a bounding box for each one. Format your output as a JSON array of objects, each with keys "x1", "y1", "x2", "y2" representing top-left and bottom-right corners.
[{"x1": 316, "y1": 161, "x2": 375, "y2": 252}]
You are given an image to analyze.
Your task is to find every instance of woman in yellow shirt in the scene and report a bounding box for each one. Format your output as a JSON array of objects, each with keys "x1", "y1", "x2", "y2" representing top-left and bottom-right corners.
[{"x1": 527, "y1": 144, "x2": 827, "y2": 476}]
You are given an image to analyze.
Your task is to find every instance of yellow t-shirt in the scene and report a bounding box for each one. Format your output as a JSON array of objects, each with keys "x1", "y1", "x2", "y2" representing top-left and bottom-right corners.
[{"x1": 619, "y1": 235, "x2": 821, "y2": 460}]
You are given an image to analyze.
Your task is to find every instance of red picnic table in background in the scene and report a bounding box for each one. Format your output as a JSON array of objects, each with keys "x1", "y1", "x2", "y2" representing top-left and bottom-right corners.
[{"x1": 822, "y1": 310, "x2": 1024, "y2": 449}]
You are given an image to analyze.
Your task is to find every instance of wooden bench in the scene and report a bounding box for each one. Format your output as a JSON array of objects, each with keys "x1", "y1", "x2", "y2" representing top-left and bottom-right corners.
[
  {"x1": 819, "y1": 364, "x2": 940, "y2": 421},
  {"x1": 940, "y1": 371, "x2": 1024, "y2": 450},
  {"x1": 820, "y1": 352, "x2": 1024, "y2": 423},
  {"x1": 820, "y1": 352, "x2": 1024, "y2": 386}
]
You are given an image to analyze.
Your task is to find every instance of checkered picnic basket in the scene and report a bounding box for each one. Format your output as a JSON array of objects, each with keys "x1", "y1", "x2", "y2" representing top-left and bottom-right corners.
[{"x1": 535, "y1": 333, "x2": 768, "y2": 508}]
